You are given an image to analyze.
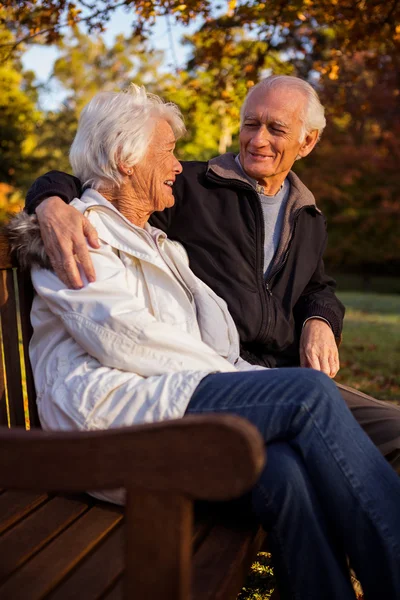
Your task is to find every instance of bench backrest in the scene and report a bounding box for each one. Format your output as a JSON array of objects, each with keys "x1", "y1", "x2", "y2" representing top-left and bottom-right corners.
[{"x1": 0, "y1": 232, "x2": 39, "y2": 429}]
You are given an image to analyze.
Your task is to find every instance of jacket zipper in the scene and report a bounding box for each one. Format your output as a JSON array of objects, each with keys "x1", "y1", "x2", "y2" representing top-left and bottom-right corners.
[
  {"x1": 207, "y1": 170, "x2": 321, "y2": 346},
  {"x1": 262, "y1": 208, "x2": 304, "y2": 342},
  {"x1": 206, "y1": 174, "x2": 270, "y2": 342}
]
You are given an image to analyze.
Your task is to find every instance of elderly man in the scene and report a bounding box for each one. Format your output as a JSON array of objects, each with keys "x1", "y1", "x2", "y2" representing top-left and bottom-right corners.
[{"x1": 25, "y1": 75, "x2": 400, "y2": 468}]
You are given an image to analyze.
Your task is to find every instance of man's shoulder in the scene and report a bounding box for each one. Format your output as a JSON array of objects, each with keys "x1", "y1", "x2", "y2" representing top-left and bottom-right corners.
[
  {"x1": 287, "y1": 170, "x2": 323, "y2": 216},
  {"x1": 179, "y1": 160, "x2": 208, "y2": 176},
  {"x1": 174, "y1": 160, "x2": 209, "y2": 194}
]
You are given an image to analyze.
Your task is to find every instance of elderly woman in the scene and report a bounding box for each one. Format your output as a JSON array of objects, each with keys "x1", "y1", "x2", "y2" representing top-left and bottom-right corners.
[{"x1": 10, "y1": 86, "x2": 400, "y2": 600}]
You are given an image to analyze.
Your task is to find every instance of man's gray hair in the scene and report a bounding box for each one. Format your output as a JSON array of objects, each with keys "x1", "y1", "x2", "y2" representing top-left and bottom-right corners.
[
  {"x1": 70, "y1": 84, "x2": 186, "y2": 189},
  {"x1": 241, "y1": 75, "x2": 326, "y2": 142}
]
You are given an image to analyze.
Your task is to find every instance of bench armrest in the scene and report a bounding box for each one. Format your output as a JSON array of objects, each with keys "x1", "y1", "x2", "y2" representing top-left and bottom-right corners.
[{"x1": 0, "y1": 414, "x2": 265, "y2": 501}]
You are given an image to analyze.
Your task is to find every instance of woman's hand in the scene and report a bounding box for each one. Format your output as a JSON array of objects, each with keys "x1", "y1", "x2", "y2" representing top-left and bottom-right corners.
[{"x1": 36, "y1": 197, "x2": 100, "y2": 288}]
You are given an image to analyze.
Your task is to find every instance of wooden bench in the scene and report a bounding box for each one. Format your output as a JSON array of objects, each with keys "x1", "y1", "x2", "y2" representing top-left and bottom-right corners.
[{"x1": 0, "y1": 232, "x2": 269, "y2": 600}]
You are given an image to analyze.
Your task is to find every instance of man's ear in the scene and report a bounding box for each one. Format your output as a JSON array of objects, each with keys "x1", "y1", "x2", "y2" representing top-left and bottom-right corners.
[{"x1": 298, "y1": 129, "x2": 319, "y2": 159}]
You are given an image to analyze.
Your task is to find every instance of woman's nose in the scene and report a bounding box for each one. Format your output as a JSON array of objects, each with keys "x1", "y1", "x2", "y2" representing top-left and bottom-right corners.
[{"x1": 174, "y1": 157, "x2": 183, "y2": 174}]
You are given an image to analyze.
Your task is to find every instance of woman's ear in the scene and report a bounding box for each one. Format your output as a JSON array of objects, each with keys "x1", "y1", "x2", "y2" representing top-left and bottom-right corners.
[{"x1": 117, "y1": 163, "x2": 133, "y2": 176}]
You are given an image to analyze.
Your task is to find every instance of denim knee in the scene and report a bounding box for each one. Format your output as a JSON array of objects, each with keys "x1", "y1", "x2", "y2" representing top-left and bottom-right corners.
[
  {"x1": 293, "y1": 369, "x2": 339, "y2": 399},
  {"x1": 252, "y1": 443, "x2": 316, "y2": 529}
]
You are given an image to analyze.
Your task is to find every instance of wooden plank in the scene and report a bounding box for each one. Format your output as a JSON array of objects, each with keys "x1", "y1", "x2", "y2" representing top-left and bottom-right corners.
[
  {"x1": 0, "y1": 491, "x2": 49, "y2": 535},
  {"x1": 0, "y1": 415, "x2": 264, "y2": 500},
  {"x1": 0, "y1": 234, "x2": 13, "y2": 270},
  {"x1": 192, "y1": 519, "x2": 266, "y2": 600},
  {"x1": 0, "y1": 270, "x2": 25, "y2": 427},
  {"x1": 49, "y1": 525, "x2": 124, "y2": 600},
  {"x1": 124, "y1": 490, "x2": 192, "y2": 600},
  {"x1": 0, "y1": 495, "x2": 89, "y2": 583},
  {"x1": 193, "y1": 517, "x2": 215, "y2": 552},
  {"x1": 192, "y1": 503, "x2": 219, "y2": 552},
  {"x1": 16, "y1": 270, "x2": 39, "y2": 428},
  {"x1": 0, "y1": 335, "x2": 7, "y2": 426},
  {"x1": 101, "y1": 580, "x2": 123, "y2": 600},
  {"x1": 0, "y1": 504, "x2": 123, "y2": 600},
  {"x1": 0, "y1": 233, "x2": 14, "y2": 426}
]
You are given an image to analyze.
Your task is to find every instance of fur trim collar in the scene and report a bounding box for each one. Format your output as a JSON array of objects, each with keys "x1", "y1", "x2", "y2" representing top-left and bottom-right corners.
[{"x1": 6, "y1": 211, "x2": 52, "y2": 270}]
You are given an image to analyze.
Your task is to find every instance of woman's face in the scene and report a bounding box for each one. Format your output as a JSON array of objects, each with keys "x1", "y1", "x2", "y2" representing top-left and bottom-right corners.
[{"x1": 131, "y1": 119, "x2": 183, "y2": 213}]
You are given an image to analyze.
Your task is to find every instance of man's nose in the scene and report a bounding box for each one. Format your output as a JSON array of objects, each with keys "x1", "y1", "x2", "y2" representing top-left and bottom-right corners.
[{"x1": 251, "y1": 125, "x2": 270, "y2": 146}]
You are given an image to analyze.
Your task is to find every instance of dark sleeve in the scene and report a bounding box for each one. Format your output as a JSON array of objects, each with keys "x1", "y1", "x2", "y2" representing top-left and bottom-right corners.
[
  {"x1": 293, "y1": 225, "x2": 345, "y2": 341},
  {"x1": 25, "y1": 171, "x2": 83, "y2": 214},
  {"x1": 293, "y1": 243, "x2": 345, "y2": 341}
]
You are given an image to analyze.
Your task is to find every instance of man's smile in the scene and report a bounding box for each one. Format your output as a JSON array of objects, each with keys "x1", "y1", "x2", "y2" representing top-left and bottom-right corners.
[{"x1": 248, "y1": 151, "x2": 275, "y2": 160}]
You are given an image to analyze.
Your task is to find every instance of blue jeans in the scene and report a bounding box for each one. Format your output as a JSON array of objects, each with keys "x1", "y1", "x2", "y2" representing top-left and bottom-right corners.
[{"x1": 186, "y1": 368, "x2": 400, "y2": 600}]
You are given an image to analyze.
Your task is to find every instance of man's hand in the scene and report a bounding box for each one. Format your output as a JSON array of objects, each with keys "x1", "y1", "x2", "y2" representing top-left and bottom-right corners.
[
  {"x1": 299, "y1": 318, "x2": 340, "y2": 378},
  {"x1": 36, "y1": 197, "x2": 100, "y2": 289}
]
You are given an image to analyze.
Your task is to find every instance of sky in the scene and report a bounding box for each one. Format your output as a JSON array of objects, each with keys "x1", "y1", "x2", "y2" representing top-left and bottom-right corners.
[{"x1": 21, "y1": 7, "x2": 200, "y2": 110}]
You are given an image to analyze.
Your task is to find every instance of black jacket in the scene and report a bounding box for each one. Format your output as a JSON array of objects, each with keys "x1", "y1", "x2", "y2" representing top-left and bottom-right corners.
[{"x1": 25, "y1": 153, "x2": 344, "y2": 368}]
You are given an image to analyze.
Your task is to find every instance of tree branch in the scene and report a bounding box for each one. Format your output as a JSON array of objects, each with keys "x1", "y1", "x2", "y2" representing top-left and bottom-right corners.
[{"x1": 0, "y1": 1, "x2": 130, "y2": 57}]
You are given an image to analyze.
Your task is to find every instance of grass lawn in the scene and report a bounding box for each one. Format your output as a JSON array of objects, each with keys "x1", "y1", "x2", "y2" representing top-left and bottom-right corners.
[
  {"x1": 335, "y1": 292, "x2": 400, "y2": 403},
  {"x1": 240, "y1": 290, "x2": 400, "y2": 599}
]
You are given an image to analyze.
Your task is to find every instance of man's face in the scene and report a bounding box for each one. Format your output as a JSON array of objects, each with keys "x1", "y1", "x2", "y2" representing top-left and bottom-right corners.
[{"x1": 239, "y1": 86, "x2": 317, "y2": 191}]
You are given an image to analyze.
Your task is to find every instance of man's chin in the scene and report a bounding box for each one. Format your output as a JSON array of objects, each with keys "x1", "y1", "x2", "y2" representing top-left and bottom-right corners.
[{"x1": 244, "y1": 165, "x2": 274, "y2": 181}]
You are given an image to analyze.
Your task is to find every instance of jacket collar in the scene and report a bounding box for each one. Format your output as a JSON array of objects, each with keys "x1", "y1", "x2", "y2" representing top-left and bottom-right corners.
[
  {"x1": 207, "y1": 152, "x2": 321, "y2": 215},
  {"x1": 207, "y1": 152, "x2": 322, "y2": 279},
  {"x1": 73, "y1": 188, "x2": 168, "y2": 263}
]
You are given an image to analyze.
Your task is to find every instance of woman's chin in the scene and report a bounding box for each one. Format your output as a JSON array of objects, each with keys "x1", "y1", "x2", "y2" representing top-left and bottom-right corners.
[{"x1": 161, "y1": 193, "x2": 175, "y2": 210}]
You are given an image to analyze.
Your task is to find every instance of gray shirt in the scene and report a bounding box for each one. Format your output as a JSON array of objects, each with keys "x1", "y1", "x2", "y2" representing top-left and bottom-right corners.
[{"x1": 235, "y1": 155, "x2": 290, "y2": 276}]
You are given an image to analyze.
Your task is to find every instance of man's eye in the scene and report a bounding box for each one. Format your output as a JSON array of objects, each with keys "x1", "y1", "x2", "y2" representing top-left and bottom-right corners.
[
  {"x1": 271, "y1": 127, "x2": 284, "y2": 133},
  {"x1": 244, "y1": 122, "x2": 258, "y2": 127}
]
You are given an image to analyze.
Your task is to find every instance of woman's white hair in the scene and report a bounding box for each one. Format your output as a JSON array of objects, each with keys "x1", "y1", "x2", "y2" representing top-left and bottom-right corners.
[
  {"x1": 70, "y1": 84, "x2": 186, "y2": 189},
  {"x1": 241, "y1": 75, "x2": 326, "y2": 142}
]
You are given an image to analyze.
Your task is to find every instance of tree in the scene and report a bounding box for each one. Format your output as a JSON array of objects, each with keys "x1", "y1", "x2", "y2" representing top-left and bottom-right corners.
[
  {"x1": 35, "y1": 28, "x2": 167, "y2": 174},
  {"x1": 164, "y1": 20, "x2": 289, "y2": 160},
  {"x1": 2, "y1": 1, "x2": 399, "y2": 60},
  {"x1": 0, "y1": 0, "x2": 213, "y2": 57},
  {"x1": 0, "y1": 20, "x2": 42, "y2": 193},
  {"x1": 294, "y1": 48, "x2": 400, "y2": 274}
]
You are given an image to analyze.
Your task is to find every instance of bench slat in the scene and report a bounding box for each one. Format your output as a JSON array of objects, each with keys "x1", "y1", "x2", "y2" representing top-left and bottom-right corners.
[
  {"x1": 124, "y1": 490, "x2": 192, "y2": 600},
  {"x1": 0, "y1": 504, "x2": 123, "y2": 600},
  {"x1": 16, "y1": 271, "x2": 39, "y2": 428},
  {"x1": 192, "y1": 519, "x2": 266, "y2": 600},
  {"x1": 0, "y1": 491, "x2": 49, "y2": 535},
  {"x1": 48, "y1": 526, "x2": 124, "y2": 600},
  {"x1": 0, "y1": 333, "x2": 7, "y2": 426},
  {"x1": 0, "y1": 270, "x2": 25, "y2": 427},
  {"x1": 0, "y1": 236, "x2": 13, "y2": 270},
  {"x1": 0, "y1": 491, "x2": 265, "y2": 600},
  {"x1": 0, "y1": 495, "x2": 89, "y2": 582},
  {"x1": 101, "y1": 579, "x2": 123, "y2": 600}
]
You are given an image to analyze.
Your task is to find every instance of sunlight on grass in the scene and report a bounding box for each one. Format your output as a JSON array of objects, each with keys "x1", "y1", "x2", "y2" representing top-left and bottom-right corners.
[
  {"x1": 238, "y1": 553, "x2": 275, "y2": 600},
  {"x1": 336, "y1": 292, "x2": 400, "y2": 402}
]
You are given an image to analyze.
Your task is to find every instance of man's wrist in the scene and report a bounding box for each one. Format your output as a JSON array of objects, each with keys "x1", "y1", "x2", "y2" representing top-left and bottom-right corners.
[
  {"x1": 35, "y1": 196, "x2": 65, "y2": 217},
  {"x1": 302, "y1": 316, "x2": 333, "y2": 330}
]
